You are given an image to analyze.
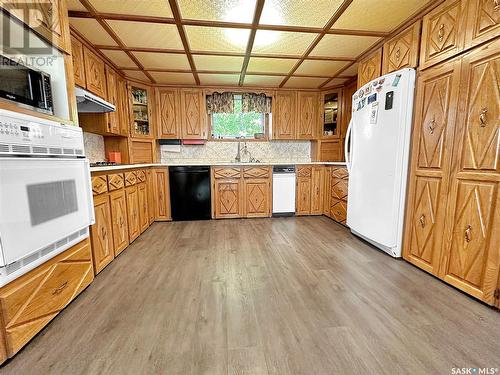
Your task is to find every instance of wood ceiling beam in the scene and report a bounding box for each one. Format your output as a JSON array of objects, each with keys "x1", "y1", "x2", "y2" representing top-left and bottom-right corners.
[
  {"x1": 278, "y1": 0, "x2": 354, "y2": 88},
  {"x1": 167, "y1": 0, "x2": 200, "y2": 85},
  {"x1": 77, "y1": 0, "x2": 156, "y2": 83},
  {"x1": 238, "y1": 0, "x2": 265, "y2": 86}
]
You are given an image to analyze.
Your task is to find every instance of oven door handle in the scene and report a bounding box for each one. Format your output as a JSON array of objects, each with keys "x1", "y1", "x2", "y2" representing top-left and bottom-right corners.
[{"x1": 84, "y1": 159, "x2": 96, "y2": 225}]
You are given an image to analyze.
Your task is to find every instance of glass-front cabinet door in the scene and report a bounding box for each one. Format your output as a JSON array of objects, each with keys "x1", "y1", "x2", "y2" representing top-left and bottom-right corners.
[
  {"x1": 130, "y1": 84, "x2": 153, "y2": 138},
  {"x1": 321, "y1": 89, "x2": 342, "y2": 139}
]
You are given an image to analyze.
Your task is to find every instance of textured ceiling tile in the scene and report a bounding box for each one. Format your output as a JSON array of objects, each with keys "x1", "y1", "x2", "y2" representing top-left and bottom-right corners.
[
  {"x1": 69, "y1": 18, "x2": 118, "y2": 46},
  {"x1": 100, "y1": 50, "x2": 137, "y2": 68},
  {"x1": 122, "y1": 70, "x2": 150, "y2": 82},
  {"x1": 107, "y1": 21, "x2": 183, "y2": 49},
  {"x1": 186, "y1": 26, "x2": 250, "y2": 53},
  {"x1": 260, "y1": 0, "x2": 344, "y2": 27},
  {"x1": 193, "y1": 55, "x2": 244, "y2": 71},
  {"x1": 310, "y1": 34, "x2": 380, "y2": 58},
  {"x1": 199, "y1": 73, "x2": 240, "y2": 86},
  {"x1": 332, "y1": 0, "x2": 431, "y2": 32},
  {"x1": 295, "y1": 60, "x2": 349, "y2": 76},
  {"x1": 87, "y1": 0, "x2": 173, "y2": 18},
  {"x1": 339, "y1": 63, "x2": 359, "y2": 76},
  {"x1": 244, "y1": 75, "x2": 283, "y2": 87},
  {"x1": 283, "y1": 76, "x2": 326, "y2": 88},
  {"x1": 323, "y1": 77, "x2": 350, "y2": 88},
  {"x1": 252, "y1": 30, "x2": 317, "y2": 55},
  {"x1": 149, "y1": 72, "x2": 196, "y2": 85},
  {"x1": 247, "y1": 57, "x2": 298, "y2": 74},
  {"x1": 66, "y1": 0, "x2": 86, "y2": 12},
  {"x1": 178, "y1": 0, "x2": 256, "y2": 23},
  {"x1": 133, "y1": 52, "x2": 191, "y2": 70}
]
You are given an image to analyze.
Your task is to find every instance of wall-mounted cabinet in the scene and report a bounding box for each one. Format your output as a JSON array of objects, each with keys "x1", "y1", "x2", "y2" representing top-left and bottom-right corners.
[
  {"x1": 320, "y1": 89, "x2": 342, "y2": 139},
  {"x1": 179, "y1": 89, "x2": 207, "y2": 139},
  {"x1": 130, "y1": 84, "x2": 154, "y2": 138},
  {"x1": 357, "y1": 49, "x2": 382, "y2": 88},
  {"x1": 296, "y1": 92, "x2": 319, "y2": 139},
  {"x1": 156, "y1": 88, "x2": 181, "y2": 139},
  {"x1": 273, "y1": 91, "x2": 296, "y2": 139},
  {"x1": 382, "y1": 21, "x2": 421, "y2": 74}
]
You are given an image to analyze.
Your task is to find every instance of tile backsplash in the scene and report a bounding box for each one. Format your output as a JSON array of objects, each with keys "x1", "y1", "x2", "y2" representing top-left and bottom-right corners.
[
  {"x1": 160, "y1": 140, "x2": 311, "y2": 164},
  {"x1": 83, "y1": 132, "x2": 105, "y2": 163}
]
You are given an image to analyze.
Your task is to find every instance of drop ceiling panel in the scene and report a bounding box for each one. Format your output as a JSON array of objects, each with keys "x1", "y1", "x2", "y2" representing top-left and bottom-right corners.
[
  {"x1": 69, "y1": 18, "x2": 118, "y2": 46},
  {"x1": 122, "y1": 70, "x2": 150, "y2": 82},
  {"x1": 150, "y1": 72, "x2": 196, "y2": 85},
  {"x1": 66, "y1": 0, "x2": 86, "y2": 12},
  {"x1": 310, "y1": 34, "x2": 380, "y2": 58},
  {"x1": 133, "y1": 52, "x2": 190, "y2": 70},
  {"x1": 323, "y1": 77, "x2": 349, "y2": 88},
  {"x1": 87, "y1": 0, "x2": 173, "y2": 18},
  {"x1": 199, "y1": 74, "x2": 240, "y2": 86},
  {"x1": 193, "y1": 55, "x2": 244, "y2": 71},
  {"x1": 247, "y1": 57, "x2": 298, "y2": 74},
  {"x1": 340, "y1": 63, "x2": 359, "y2": 76},
  {"x1": 295, "y1": 60, "x2": 349, "y2": 76},
  {"x1": 107, "y1": 21, "x2": 183, "y2": 49},
  {"x1": 283, "y1": 76, "x2": 326, "y2": 88},
  {"x1": 244, "y1": 75, "x2": 283, "y2": 87},
  {"x1": 178, "y1": 0, "x2": 256, "y2": 23},
  {"x1": 186, "y1": 26, "x2": 250, "y2": 53},
  {"x1": 332, "y1": 0, "x2": 431, "y2": 32},
  {"x1": 252, "y1": 30, "x2": 317, "y2": 55},
  {"x1": 260, "y1": 0, "x2": 344, "y2": 28},
  {"x1": 100, "y1": 50, "x2": 137, "y2": 68}
]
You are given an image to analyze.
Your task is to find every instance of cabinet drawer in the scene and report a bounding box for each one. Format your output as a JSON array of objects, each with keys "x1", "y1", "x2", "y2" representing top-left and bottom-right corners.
[
  {"x1": 135, "y1": 170, "x2": 146, "y2": 183},
  {"x1": 331, "y1": 167, "x2": 348, "y2": 179},
  {"x1": 331, "y1": 178, "x2": 348, "y2": 201},
  {"x1": 297, "y1": 166, "x2": 312, "y2": 177},
  {"x1": 124, "y1": 171, "x2": 137, "y2": 186},
  {"x1": 243, "y1": 167, "x2": 270, "y2": 179},
  {"x1": 330, "y1": 198, "x2": 347, "y2": 224},
  {"x1": 92, "y1": 176, "x2": 108, "y2": 195},
  {"x1": 107, "y1": 173, "x2": 124, "y2": 191},
  {"x1": 213, "y1": 167, "x2": 241, "y2": 179},
  {"x1": 0, "y1": 239, "x2": 94, "y2": 356}
]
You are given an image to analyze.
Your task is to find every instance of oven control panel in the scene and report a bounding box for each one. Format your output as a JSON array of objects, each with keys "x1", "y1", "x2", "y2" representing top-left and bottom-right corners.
[{"x1": 0, "y1": 109, "x2": 84, "y2": 156}]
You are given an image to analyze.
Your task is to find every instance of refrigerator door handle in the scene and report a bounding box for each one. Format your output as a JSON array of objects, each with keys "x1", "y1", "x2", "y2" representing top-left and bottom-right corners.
[{"x1": 344, "y1": 118, "x2": 353, "y2": 174}]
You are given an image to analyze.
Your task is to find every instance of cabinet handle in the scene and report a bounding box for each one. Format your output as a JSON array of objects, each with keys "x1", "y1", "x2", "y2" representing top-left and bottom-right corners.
[
  {"x1": 465, "y1": 225, "x2": 472, "y2": 242},
  {"x1": 395, "y1": 47, "x2": 401, "y2": 60},
  {"x1": 428, "y1": 118, "x2": 436, "y2": 134},
  {"x1": 101, "y1": 227, "x2": 107, "y2": 239},
  {"x1": 52, "y1": 281, "x2": 68, "y2": 295},
  {"x1": 419, "y1": 214, "x2": 426, "y2": 228},
  {"x1": 479, "y1": 108, "x2": 488, "y2": 127},
  {"x1": 438, "y1": 24, "x2": 445, "y2": 42}
]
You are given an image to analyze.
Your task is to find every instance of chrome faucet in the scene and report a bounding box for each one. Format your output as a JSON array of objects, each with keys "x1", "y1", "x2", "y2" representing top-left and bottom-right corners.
[{"x1": 235, "y1": 141, "x2": 242, "y2": 162}]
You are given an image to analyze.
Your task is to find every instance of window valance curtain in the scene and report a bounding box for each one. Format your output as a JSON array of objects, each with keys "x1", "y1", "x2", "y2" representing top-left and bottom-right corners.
[
  {"x1": 206, "y1": 92, "x2": 272, "y2": 114},
  {"x1": 241, "y1": 93, "x2": 272, "y2": 113},
  {"x1": 206, "y1": 92, "x2": 234, "y2": 114}
]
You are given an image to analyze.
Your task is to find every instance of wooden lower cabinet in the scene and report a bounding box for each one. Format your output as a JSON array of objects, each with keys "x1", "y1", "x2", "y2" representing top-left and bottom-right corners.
[
  {"x1": 109, "y1": 190, "x2": 129, "y2": 256},
  {"x1": 153, "y1": 168, "x2": 171, "y2": 221},
  {"x1": 244, "y1": 179, "x2": 271, "y2": 218},
  {"x1": 214, "y1": 179, "x2": 243, "y2": 218},
  {"x1": 296, "y1": 176, "x2": 312, "y2": 215},
  {"x1": 296, "y1": 166, "x2": 324, "y2": 216},
  {"x1": 126, "y1": 185, "x2": 140, "y2": 242},
  {"x1": 90, "y1": 194, "x2": 114, "y2": 274},
  {"x1": 325, "y1": 166, "x2": 349, "y2": 225},
  {"x1": 0, "y1": 239, "x2": 94, "y2": 363},
  {"x1": 146, "y1": 170, "x2": 155, "y2": 224},
  {"x1": 138, "y1": 182, "x2": 149, "y2": 233}
]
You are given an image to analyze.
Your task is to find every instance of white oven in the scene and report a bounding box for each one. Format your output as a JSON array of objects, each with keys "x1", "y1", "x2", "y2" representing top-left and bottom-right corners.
[{"x1": 0, "y1": 110, "x2": 94, "y2": 287}]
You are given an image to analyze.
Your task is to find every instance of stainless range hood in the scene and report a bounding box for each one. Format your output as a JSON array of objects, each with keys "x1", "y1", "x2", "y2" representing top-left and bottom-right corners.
[{"x1": 75, "y1": 87, "x2": 116, "y2": 113}]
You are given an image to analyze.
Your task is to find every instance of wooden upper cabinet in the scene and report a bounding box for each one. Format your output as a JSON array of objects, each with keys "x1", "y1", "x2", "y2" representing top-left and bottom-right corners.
[
  {"x1": 71, "y1": 35, "x2": 86, "y2": 87},
  {"x1": 117, "y1": 77, "x2": 130, "y2": 136},
  {"x1": 464, "y1": 0, "x2": 500, "y2": 49},
  {"x1": 180, "y1": 89, "x2": 206, "y2": 139},
  {"x1": 105, "y1": 65, "x2": 120, "y2": 134},
  {"x1": 274, "y1": 91, "x2": 296, "y2": 139},
  {"x1": 83, "y1": 46, "x2": 107, "y2": 99},
  {"x1": 157, "y1": 88, "x2": 180, "y2": 139},
  {"x1": 419, "y1": 0, "x2": 467, "y2": 70},
  {"x1": 382, "y1": 21, "x2": 421, "y2": 74},
  {"x1": 296, "y1": 92, "x2": 318, "y2": 139},
  {"x1": 357, "y1": 49, "x2": 382, "y2": 88}
]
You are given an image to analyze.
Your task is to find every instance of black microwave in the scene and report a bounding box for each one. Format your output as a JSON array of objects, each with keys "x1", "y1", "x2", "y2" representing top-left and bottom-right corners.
[{"x1": 0, "y1": 55, "x2": 53, "y2": 115}]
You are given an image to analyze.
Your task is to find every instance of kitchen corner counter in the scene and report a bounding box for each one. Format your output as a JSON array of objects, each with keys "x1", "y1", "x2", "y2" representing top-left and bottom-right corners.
[{"x1": 90, "y1": 161, "x2": 347, "y2": 173}]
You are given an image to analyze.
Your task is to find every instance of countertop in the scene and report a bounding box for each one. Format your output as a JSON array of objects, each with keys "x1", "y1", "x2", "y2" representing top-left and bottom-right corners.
[{"x1": 90, "y1": 161, "x2": 347, "y2": 172}]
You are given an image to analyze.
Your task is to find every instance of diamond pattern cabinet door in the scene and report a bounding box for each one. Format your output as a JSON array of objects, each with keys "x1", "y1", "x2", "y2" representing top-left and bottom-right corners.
[
  {"x1": 382, "y1": 21, "x2": 421, "y2": 74},
  {"x1": 157, "y1": 88, "x2": 180, "y2": 139},
  {"x1": 244, "y1": 179, "x2": 271, "y2": 218},
  {"x1": 180, "y1": 89, "x2": 206, "y2": 139},
  {"x1": 464, "y1": 0, "x2": 500, "y2": 49},
  {"x1": 296, "y1": 176, "x2": 312, "y2": 215},
  {"x1": 297, "y1": 92, "x2": 318, "y2": 139},
  {"x1": 419, "y1": 0, "x2": 467, "y2": 70},
  {"x1": 214, "y1": 180, "x2": 242, "y2": 218},
  {"x1": 138, "y1": 182, "x2": 149, "y2": 234},
  {"x1": 440, "y1": 180, "x2": 499, "y2": 304},
  {"x1": 90, "y1": 194, "x2": 114, "y2": 274},
  {"x1": 357, "y1": 49, "x2": 382, "y2": 88},
  {"x1": 105, "y1": 65, "x2": 120, "y2": 135},
  {"x1": 83, "y1": 45, "x2": 107, "y2": 99},
  {"x1": 273, "y1": 91, "x2": 296, "y2": 139},
  {"x1": 310, "y1": 167, "x2": 324, "y2": 215},
  {"x1": 117, "y1": 77, "x2": 130, "y2": 136},
  {"x1": 70, "y1": 35, "x2": 86, "y2": 87},
  {"x1": 153, "y1": 168, "x2": 171, "y2": 221},
  {"x1": 110, "y1": 189, "x2": 129, "y2": 257},
  {"x1": 126, "y1": 185, "x2": 140, "y2": 242}
]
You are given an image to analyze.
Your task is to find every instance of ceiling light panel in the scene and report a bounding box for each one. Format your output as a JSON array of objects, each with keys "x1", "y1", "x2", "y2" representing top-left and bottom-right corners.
[
  {"x1": 193, "y1": 55, "x2": 244, "y2": 71},
  {"x1": 260, "y1": 0, "x2": 344, "y2": 28},
  {"x1": 247, "y1": 57, "x2": 299, "y2": 74},
  {"x1": 69, "y1": 18, "x2": 118, "y2": 46},
  {"x1": 283, "y1": 76, "x2": 326, "y2": 88},
  {"x1": 244, "y1": 75, "x2": 283, "y2": 87},
  {"x1": 133, "y1": 52, "x2": 191, "y2": 70},
  {"x1": 100, "y1": 50, "x2": 137, "y2": 68},
  {"x1": 107, "y1": 21, "x2": 183, "y2": 49},
  {"x1": 150, "y1": 72, "x2": 196, "y2": 85},
  {"x1": 252, "y1": 30, "x2": 317, "y2": 55},
  {"x1": 295, "y1": 60, "x2": 349, "y2": 76},
  {"x1": 310, "y1": 34, "x2": 380, "y2": 58},
  {"x1": 87, "y1": 0, "x2": 173, "y2": 18},
  {"x1": 199, "y1": 74, "x2": 240, "y2": 86},
  {"x1": 178, "y1": 0, "x2": 256, "y2": 23},
  {"x1": 186, "y1": 26, "x2": 250, "y2": 53},
  {"x1": 332, "y1": 0, "x2": 431, "y2": 32}
]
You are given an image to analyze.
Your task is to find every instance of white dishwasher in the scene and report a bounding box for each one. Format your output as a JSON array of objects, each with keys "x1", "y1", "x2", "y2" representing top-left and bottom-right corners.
[{"x1": 272, "y1": 165, "x2": 296, "y2": 216}]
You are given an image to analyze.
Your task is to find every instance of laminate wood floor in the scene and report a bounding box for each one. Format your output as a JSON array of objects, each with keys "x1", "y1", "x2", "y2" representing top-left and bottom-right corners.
[{"x1": 2, "y1": 217, "x2": 499, "y2": 375}]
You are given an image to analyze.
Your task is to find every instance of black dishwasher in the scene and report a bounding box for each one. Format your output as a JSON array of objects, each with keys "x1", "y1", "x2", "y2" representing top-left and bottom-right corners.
[{"x1": 169, "y1": 166, "x2": 211, "y2": 221}]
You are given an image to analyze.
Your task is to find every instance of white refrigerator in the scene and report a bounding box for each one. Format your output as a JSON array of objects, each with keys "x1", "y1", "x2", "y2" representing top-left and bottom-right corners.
[{"x1": 344, "y1": 68, "x2": 416, "y2": 257}]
